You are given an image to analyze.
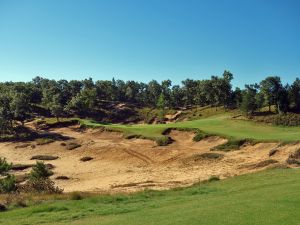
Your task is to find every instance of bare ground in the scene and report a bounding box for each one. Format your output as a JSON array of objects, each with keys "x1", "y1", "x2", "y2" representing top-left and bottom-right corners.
[{"x1": 0, "y1": 125, "x2": 298, "y2": 193}]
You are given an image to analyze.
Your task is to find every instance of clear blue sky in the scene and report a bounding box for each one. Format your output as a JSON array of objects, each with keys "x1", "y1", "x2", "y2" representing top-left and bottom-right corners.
[{"x1": 0, "y1": 0, "x2": 299, "y2": 87}]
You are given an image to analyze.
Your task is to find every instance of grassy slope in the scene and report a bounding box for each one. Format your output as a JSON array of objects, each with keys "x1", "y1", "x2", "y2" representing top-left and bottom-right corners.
[
  {"x1": 81, "y1": 114, "x2": 300, "y2": 142},
  {"x1": 1, "y1": 169, "x2": 300, "y2": 225}
]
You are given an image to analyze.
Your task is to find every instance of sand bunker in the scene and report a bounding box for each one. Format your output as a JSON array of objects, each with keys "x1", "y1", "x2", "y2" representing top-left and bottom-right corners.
[{"x1": 0, "y1": 125, "x2": 299, "y2": 193}]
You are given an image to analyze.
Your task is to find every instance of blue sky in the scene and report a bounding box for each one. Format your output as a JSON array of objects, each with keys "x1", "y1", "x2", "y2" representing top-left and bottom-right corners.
[{"x1": 0, "y1": 0, "x2": 299, "y2": 87}]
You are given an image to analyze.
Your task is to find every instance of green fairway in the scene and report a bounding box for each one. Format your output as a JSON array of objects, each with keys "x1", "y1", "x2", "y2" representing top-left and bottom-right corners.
[
  {"x1": 1, "y1": 169, "x2": 300, "y2": 225},
  {"x1": 80, "y1": 115, "x2": 300, "y2": 142}
]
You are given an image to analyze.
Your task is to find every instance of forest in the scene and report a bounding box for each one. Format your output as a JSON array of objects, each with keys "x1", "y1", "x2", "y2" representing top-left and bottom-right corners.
[{"x1": 1, "y1": 70, "x2": 300, "y2": 134}]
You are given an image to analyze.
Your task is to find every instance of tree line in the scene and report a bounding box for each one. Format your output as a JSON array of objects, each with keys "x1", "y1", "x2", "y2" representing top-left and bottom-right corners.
[{"x1": 1, "y1": 70, "x2": 300, "y2": 133}]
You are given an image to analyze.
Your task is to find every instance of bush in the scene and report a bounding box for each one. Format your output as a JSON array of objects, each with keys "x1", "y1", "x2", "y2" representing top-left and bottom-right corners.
[
  {"x1": 0, "y1": 174, "x2": 17, "y2": 193},
  {"x1": 29, "y1": 162, "x2": 53, "y2": 181},
  {"x1": 0, "y1": 158, "x2": 12, "y2": 175},
  {"x1": 212, "y1": 139, "x2": 249, "y2": 151},
  {"x1": 193, "y1": 132, "x2": 209, "y2": 142},
  {"x1": 20, "y1": 178, "x2": 63, "y2": 194},
  {"x1": 156, "y1": 136, "x2": 172, "y2": 146},
  {"x1": 254, "y1": 113, "x2": 300, "y2": 126}
]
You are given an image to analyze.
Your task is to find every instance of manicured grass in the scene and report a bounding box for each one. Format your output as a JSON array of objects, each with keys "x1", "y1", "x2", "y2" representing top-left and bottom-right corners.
[
  {"x1": 80, "y1": 115, "x2": 300, "y2": 142},
  {"x1": 1, "y1": 169, "x2": 300, "y2": 225}
]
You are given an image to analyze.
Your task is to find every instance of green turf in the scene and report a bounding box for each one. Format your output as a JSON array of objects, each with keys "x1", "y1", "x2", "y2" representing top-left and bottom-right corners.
[
  {"x1": 80, "y1": 114, "x2": 300, "y2": 142},
  {"x1": 1, "y1": 169, "x2": 300, "y2": 225}
]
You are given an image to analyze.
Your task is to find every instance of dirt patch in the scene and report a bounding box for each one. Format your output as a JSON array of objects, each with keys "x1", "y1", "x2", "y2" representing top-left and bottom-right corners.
[{"x1": 0, "y1": 125, "x2": 299, "y2": 193}]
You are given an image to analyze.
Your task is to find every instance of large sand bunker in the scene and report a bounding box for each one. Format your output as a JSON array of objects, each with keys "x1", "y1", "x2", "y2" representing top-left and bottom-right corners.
[{"x1": 0, "y1": 125, "x2": 299, "y2": 193}]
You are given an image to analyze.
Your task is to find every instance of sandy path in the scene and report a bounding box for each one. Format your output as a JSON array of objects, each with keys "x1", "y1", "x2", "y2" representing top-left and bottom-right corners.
[{"x1": 0, "y1": 126, "x2": 298, "y2": 193}]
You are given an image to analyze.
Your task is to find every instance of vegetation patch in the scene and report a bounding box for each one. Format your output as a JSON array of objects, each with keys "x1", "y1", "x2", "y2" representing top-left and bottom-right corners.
[
  {"x1": 254, "y1": 113, "x2": 300, "y2": 126},
  {"x1": 193, "y1": 131, "x2": 211, "y2": 142},
  {"x1": 0, "y1": 174, "x2": 17, "y2": 193},
  {"x1": 0, "y1": 158, "x2": 12, "y2": 175},
  {"x1": 30, "y1": 155, "x2": 59, "y2": 161},
  {"x1": 212, "y1": 139, "x2": 250, "y2": 152},
  {"x1": 155, "y1": 136, "x2": 173, "y2": 146}
]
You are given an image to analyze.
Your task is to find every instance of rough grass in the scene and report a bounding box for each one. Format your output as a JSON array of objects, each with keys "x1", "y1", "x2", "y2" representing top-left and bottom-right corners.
[{"x1": 0, "y1": 169, "x2": 300, "y2": 225}]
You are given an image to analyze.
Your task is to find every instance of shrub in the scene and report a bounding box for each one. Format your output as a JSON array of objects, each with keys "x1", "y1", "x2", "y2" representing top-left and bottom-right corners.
[
  {"x1": 29, "y1": 162, "x2": 53, "y2": 181},
  {"x1": 156, "y1": 136, "x2": 172, "y2": 146},
  {"x1": 253, "y1": 113, "x2": 300, "y2": 126},
  {"x1": 212, "y1": 139, "x2": 249, "y2": 151},
  {"x1": 0, "y1": 174, "x2": 17, "y2": 193},
  {"x1": 20, "y1": 178, "x2": 63, "y2": 194},
  {"x1": 0, "y1": 158, "x2": 12, "y2": 175},
  {"x1": 193, "y1": 132, "x2": 209, "y2": 142}
]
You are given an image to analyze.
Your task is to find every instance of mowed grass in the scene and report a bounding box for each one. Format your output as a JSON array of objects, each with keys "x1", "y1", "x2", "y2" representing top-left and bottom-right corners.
[
  {"x1": 81, "y1": 114, "x2": 300, "y2": 142},
  {"x1": 1, "y1": 169, "x2": 300, "y2": 225}
]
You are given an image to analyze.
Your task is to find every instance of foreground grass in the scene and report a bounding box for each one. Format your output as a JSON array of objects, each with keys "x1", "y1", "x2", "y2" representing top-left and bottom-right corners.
[
  {"x1": 1, "y1": 169, "x2": 300, "y2": 225},
  {"x1": 80, "y1": 114, "x2": 300, "y2": 142}
]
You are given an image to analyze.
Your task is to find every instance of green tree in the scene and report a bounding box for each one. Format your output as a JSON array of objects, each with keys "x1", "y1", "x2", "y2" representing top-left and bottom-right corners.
[
  {"x1": 240, "y1": 85, "x2": 259, "y2": 115},
  {"x1": 289, "y1": 78, "x2": 300, "y2": 111},
  {"x1": 260, "y1": 76, "x2": 283, "y2": 113},
  {"x1": 30, "y1": 161, "x2": 52, "y2": 181}
]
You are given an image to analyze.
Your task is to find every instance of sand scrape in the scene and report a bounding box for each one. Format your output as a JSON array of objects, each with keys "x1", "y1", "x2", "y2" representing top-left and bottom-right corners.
[{"x1": 0, "y1": 126, "x2": 298, "y2": 193}]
